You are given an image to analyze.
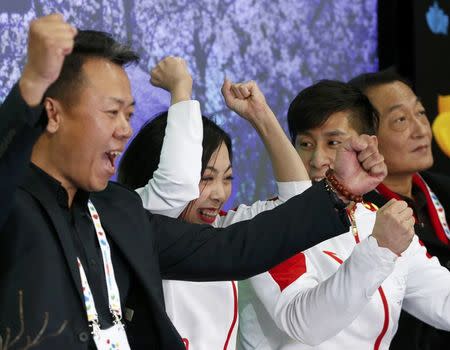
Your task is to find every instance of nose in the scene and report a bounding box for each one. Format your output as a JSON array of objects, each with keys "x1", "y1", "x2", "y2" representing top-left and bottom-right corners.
[
  {"x1": 210, "y1": 181, "x2": 227, "y2": 203},
  {"x1": 115, "y1": 114, "x2": 133, "y2": 140},
  {"x1": 411, "y1": 113, "x2": 431, "y2": 139},
  {"x1": 309, "y1": 146, "x2": 331, "y2": 172}
]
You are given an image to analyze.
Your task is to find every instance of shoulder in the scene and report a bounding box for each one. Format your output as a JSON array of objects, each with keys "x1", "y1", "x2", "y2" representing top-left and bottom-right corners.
[
  {"x1": 420, "y1": 171, "x2": 450, "y2": 189},
  {"x1": 93, "y1": 181, "x2": 144, "y2": 207},
  {"x1": 420, "y1": 171, "x2": 450, "y2": 204}
]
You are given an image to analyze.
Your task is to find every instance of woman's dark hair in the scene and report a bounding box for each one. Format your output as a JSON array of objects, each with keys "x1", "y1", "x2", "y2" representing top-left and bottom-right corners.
[{"x1": 118, "y1": 112, "x2": 232, "y2": 190}]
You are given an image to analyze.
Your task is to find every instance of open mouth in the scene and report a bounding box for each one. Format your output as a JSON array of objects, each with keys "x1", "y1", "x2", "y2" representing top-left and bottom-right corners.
[
  {"x1": 197, "y1": 208, "x2": 218, "y2": 224},
  {"x1": 104, "y1": 151, "x2": 122, "y2": 173}
]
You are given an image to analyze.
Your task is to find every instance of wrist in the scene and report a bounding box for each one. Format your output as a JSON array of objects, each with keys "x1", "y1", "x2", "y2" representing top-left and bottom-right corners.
[
  {"x1": 322, "y1": 180, "x2": 351, "y2": 227},
  {"x1": 19, "y1": 69, "x2": 52, "y2": 107},
  {"x1": 325, "y1": 169, "x2": 362, "y2": 203},
  {"x1": 370, "y1": 235, "x2": 402, "y2": 257},
  {"x1": 170, "y1": 80, "x2": 193, "y2": 105},
  {"x1": 250, "y1": 106, "x2": 277, "y2": 134},
  {"x1": 324, "y1": 178, "x2": 350, "y2": 205}
]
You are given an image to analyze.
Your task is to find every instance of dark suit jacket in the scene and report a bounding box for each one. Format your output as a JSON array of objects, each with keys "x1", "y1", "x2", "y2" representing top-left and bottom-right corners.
[
  {"x1": 0, "y1": 84, "x2": 349, "y2": 349},
  {"x1": 364, "y1": 172, "x2": 450, "y2": 350},
  {"x1": 0, "y1": 84, "x2": 44, "y2": 228}
]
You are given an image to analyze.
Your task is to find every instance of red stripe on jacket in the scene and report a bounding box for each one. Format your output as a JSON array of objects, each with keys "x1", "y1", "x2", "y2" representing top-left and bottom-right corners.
[
  {"x1": 324, "y1": 250, "x2": 390, "y2": 349},
  {"x1": 269, "y1": 253, "x2": 307, "y2": 292}
]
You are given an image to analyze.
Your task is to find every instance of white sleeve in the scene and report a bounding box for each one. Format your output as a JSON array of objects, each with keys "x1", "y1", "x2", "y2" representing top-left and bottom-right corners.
[
  {"x1": 250, "y1": 236, "x2": 397, "y2": 346},
  {"x1": 215, "y1": 180, "x2": 312, "y2": 227},
  {"x1": 135, "y1": 100, "x2": 202, "y2": 218},
  {"x1": 401, "y1": 235, "x2": 450, "y2": 331}
]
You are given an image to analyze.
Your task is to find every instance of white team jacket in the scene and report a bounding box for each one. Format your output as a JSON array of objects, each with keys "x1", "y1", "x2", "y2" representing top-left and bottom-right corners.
[
  {"x1": 135, "y1": 100, "x2": 310, "y2": 350},
  {"x1": 238, "y1": 200, "x2": 450, "y2": 350}
]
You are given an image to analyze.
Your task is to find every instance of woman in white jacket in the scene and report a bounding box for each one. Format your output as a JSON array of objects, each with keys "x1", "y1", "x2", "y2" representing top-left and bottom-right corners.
[{"x1": 118, "y1": 56, "x2": 310, "y2": 350}]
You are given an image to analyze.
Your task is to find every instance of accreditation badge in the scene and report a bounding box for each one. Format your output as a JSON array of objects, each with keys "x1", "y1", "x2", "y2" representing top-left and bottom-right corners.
[{"x1": 93, "y1": 322, "x2": 131, "y2": 350}]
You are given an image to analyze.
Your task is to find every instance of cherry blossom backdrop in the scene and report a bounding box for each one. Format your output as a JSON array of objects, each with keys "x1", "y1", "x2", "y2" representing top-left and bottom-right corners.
[{"x1": 0, "y1": 0, "x2": 378, "y2": 208}]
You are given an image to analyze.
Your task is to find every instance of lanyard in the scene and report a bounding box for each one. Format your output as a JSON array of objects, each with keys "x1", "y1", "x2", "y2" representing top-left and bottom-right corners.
[
  {"x1": 346, "y1": 201, "x2": 379, "y2": 244},
  {"x1": 77, "y1": 200, "x2": 123, "y2": 329}
]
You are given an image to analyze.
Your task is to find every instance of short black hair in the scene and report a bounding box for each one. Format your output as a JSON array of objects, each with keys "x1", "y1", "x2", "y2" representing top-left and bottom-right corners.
[
  {"x1": 348, "y1": 68, "x2": 412, "y2": 94},
  {"x1": 287, "y1": 80, "x2": 378, "y2": 143},
  {"x1": 45, "y1": 30, "x2": 139, "y2": 105},
  {"x1": 118, "y1": 112, "x2": 233, "y2": 190}
]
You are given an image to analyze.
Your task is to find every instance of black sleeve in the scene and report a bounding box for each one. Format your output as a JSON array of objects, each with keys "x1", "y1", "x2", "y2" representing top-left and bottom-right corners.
[
  {"x1": 0, "y1": 83, "x2": 45, "y2": 228},
  {"x1": 151, "y1": 181, "x2": 350, "y2": 281}
]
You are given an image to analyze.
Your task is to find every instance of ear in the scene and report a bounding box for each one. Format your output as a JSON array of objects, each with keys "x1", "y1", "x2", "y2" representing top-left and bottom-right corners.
[{"x1": 43, "y1": 97, "x2": 63, "y2": 134}]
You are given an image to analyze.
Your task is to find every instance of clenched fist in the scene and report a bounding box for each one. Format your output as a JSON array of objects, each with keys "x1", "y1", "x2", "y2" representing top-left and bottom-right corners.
[
  {"x1": 150, "y1": 56, "x2": 192, "y2": 105},
  {"x1": 333, "y1": 135, "x2": 387, "y2": 196},
  {"x1": 221, "y1": 79, "x2": 271, "y2": 125},
  {"x1": 20, "y1": 14, "x2": 77, "y2": 106},
  {"x1": 371, "y1": 199, "x2": 415, "y2": 256}
]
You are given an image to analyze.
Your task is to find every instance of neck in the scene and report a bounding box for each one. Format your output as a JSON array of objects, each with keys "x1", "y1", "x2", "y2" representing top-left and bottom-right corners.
[
  {"x1": 32, "y1": 140, "x2": 77, "y2": 207},
  {"x1": 382, "y1": 173, "x2": 414, "y2": 199}
]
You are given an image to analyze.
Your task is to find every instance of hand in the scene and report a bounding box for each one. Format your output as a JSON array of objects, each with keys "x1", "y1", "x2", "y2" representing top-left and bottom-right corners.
[
  {"x1": 19, "y1": 14, "x2": 77, "y2": 106},
  {"x1": 221, "y1": 78, "x2": 272, "y2": 125},
  {"x1": 150, "y1": 56, "x2": 192, "y2": 104},
  {"x1": 333, "y1": 135, "x2": 387, "y2": 195},
  {"x1": 371, "y1": 199, "x2": 415, "y2": 256}
]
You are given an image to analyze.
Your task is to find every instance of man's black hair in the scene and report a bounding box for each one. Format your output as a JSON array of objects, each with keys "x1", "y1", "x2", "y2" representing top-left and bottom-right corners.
[
  {"x1": 348, "y1": 68, "x2": 413, "y2": 94},
  {"x1": 287, "y1": 80, "x2": 379, "y2": 143},
  {"x1": 45, "y1": 30, "x2": 139, "y2": 105}
]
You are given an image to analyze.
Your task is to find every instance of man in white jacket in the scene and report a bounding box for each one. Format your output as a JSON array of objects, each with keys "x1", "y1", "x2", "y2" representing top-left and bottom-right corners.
[{"x1": 238, "y1": 80, "x2": 450, "y2": 350}]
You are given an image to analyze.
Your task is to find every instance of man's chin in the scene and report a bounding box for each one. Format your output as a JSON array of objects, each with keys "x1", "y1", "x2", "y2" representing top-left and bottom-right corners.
[
  {"x1": 311, "y1": 175, "x2": 326, "y2": 183},
  {"x1": 417, "y1": 159, "x2": 434, "y2": 172},
  {"x1": 414, "y1": 154, "x2": 434, "y2": 172},
  {"x1": 84, "y1": 178, "x2": 110, "y2": 193}
]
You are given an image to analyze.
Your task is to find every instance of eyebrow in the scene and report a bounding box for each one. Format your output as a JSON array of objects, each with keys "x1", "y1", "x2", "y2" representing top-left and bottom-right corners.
[
  {"x1": 323, "y1": 130, "x2": 348, "y2": 137},
  {"x1": 205, "y1": 164, "x2": 232, "y2": 173},
  {"x1": 387, "y1": 97, "x2": 421, "y2": 113},
  {"x1": 106, "y1": 97, "x2": 136, "y2": 108},
  {"x1": 300, "y1": 129, "x2": 348, "y2": 137}
]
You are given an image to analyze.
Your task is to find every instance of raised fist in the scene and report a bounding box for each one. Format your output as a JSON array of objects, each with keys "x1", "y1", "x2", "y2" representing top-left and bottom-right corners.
[
  {"x1": 150, "y1": 56, "x2": 192, "y2": 104},
  {"x1": 20, "y1": 14, "x2": 77, "y2": 106},
  {"x1": 333, "y1": 135, "x2": 387, "y2": 195},
  {"x1": 221, "y1": 79, "x2": 271, "y2": 125}
]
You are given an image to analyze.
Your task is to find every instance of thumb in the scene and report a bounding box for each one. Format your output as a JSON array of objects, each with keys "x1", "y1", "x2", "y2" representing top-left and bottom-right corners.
[
  {"x1": 349, "y1": 135, "x2": 368, "y2": 152},
  {"x1": 221, "y1": 78, "x2": 234, "y2": 104}
]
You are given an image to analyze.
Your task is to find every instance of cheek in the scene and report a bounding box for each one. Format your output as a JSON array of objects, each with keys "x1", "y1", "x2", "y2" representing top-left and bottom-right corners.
[
  {"x1": 196, "y1": 182, "x2": 212, "y2": 205},
  {"x1": 298, "y1": 151, "x2": 312, "y2": 169},
  {"x1": 224, "y1": 183, "x2": 232, "y2": 202},
  {"x1": 377, "y1": 127, "x2": 403, "y2": 155},
  {"x1": 183, "y1": 186, "x2": 213, "y2": 224},
  {"x1": 378, "y1": 135, "x2": 409, "y2": 171},
  {"x1": 378, "y1": 142, "x2": 399, "y2": 166},
  {"x1": 423, "y1": 122, "x2": 433, "y2": 139},
  {"x1": 325, "y1": 148, "x2": 337, "y2": 162}
]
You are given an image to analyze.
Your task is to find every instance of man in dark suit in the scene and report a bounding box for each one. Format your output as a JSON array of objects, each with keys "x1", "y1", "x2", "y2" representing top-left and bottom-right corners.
[
  {"x1": 350, "y1": 70, "x2": 450, "y2": 350},
  {"x1": 0, "y1": 14, "x2": 387, "y2": 349},
  {"x1": 0, "y1": 67, "x2": 44, "y2": 230}
]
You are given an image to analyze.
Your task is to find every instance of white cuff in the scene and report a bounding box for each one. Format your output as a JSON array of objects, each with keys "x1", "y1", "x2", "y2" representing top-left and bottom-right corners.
[
  {"x1": 167, "y1": 100, "x2": 202, "y2": 142},
  {"x1": 366, "y1": 235, "x2": 398, "y2": 263},
  {"x1": 276, "y1": 181, "x2": 312, "y2": 202}
]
